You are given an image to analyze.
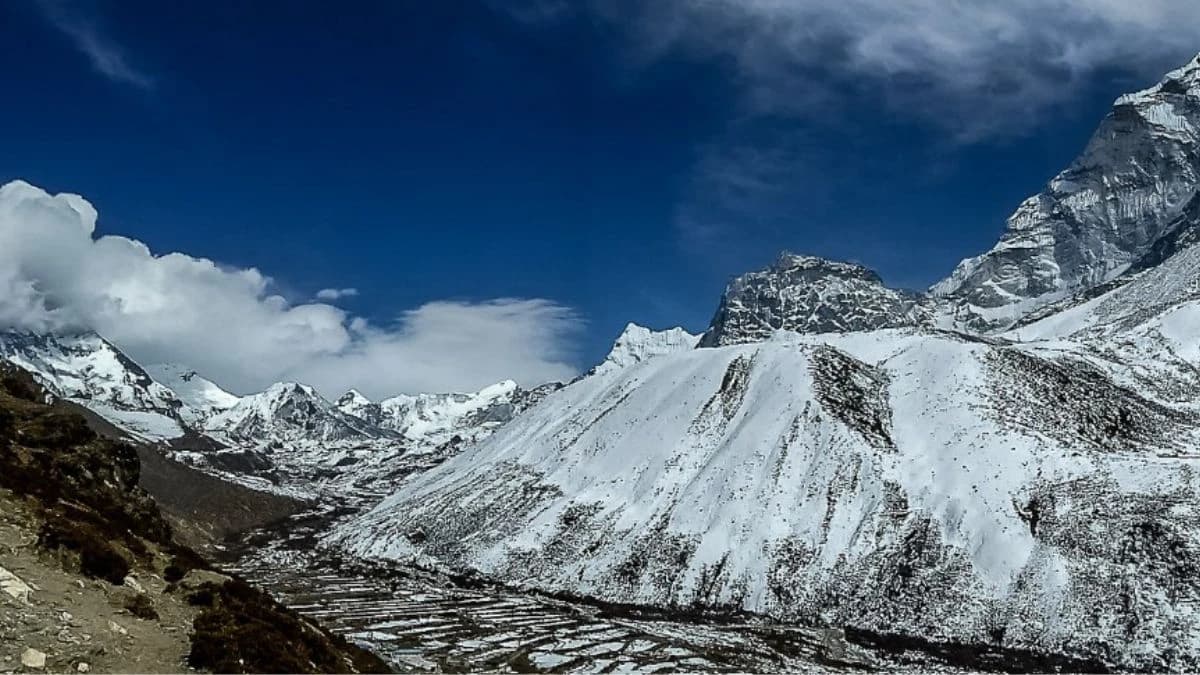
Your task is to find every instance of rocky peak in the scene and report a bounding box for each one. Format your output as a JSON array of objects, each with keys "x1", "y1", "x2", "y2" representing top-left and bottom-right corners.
[
  {"x1": 932, "y1": 52, "x2": 1200, "y2": 330},
  {"x1": 699, "y1": 252, "x2": 929, "y2": 347}
]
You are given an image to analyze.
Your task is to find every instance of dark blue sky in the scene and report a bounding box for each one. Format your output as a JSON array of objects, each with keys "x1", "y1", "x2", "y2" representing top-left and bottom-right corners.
[{"x1": 0, "y1": 1, "x2": 1176, "y2": 367}]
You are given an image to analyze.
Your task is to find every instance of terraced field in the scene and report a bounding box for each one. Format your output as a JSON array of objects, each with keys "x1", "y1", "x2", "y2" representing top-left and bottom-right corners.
[{"x1": 219, "y1": 512, "x2": 901, "y2": 673}]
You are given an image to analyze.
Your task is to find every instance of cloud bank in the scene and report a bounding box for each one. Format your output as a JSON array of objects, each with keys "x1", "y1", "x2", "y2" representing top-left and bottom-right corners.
[{"x1": 0, "y1": 181, "x2": 582, "y2": 398}]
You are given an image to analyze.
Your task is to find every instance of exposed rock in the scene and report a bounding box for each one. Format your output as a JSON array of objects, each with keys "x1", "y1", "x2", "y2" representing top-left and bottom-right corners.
[
  {"x1": 700, "y1": 253, "x2": 929, "y2": 346},
  {"x1": 933, "y1": 55, "x2": 1200, "y2": 330},
  {"x1": 0, "y1": 566, "x2": 32, "y2": 603}
]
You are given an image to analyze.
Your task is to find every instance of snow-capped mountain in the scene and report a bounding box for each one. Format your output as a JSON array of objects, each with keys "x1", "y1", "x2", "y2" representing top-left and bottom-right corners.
[
  {"x1": 0, "y1": 331, "x2": 188, "y2": 441},
  {"x1": 933, "y1": 54, "x2": 1200, "y2": 331},
  {"x1": 331, "y1": 55, "x2": 1200, "y2": 670},
  {"x1": 339, "y1": 380, "x2": 523, "y2": 445},
  {"x1": 699, "y1": 253, "x2": 930, "y2": 347},
  {"x1": 0, "y1": 326, "x2": 553, "y2": 506},
  {"x1": 144, "y1": 362, "x2": 241, "y2": 424},
  {"x1": 336, "y1": 327, "x2": 1200, "y2": 670},
  {"x1": 203, "y1": 381, "x2": 385, "y2": 446},
  {"x1": 590, "y1": 323, "x2": 699, "y2": 375}
]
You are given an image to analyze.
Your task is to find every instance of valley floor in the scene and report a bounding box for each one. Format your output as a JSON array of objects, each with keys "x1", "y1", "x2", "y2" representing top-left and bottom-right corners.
[{"x1": 220, "y1": 509, "x2": 891, "y2": 674}]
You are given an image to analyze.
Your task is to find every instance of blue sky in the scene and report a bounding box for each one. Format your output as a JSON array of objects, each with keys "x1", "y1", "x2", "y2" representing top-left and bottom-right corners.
[{"x1": 2, "y1": 0, "x2": 1199, "y2": 395}]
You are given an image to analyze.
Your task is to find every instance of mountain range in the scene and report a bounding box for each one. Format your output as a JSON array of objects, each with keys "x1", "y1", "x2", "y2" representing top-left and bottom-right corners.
[{"x1": 7, "y1": 52, "x2": 1200, "y2": 672}]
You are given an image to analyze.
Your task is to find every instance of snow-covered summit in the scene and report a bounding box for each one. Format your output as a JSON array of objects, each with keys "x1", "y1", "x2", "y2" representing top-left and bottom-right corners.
[
  {"x1": 0, "y1": 331, "x2": 190, "y2": 441},
  {"x1": 144, "y1": 362, "x2": 240, "y2": 421},
  {"x1": 204, "y1": 381, "x2": 383, "y2": 445},
  {"x1": 374, "y1": 379, "x2": 522, "y2": 444},
  {"x1": 590, "y1": 323, "x2": 699, "y2": 375},
  {"x1": 700, "y1": 252, "x2": 930, "y2": 346}
]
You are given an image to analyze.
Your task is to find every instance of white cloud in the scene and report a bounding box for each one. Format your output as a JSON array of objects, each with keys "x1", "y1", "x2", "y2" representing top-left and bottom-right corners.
[
  {"x1": 33, "y1": 0, "x2": 154, "y2": 89},
  {"x1": 315, "y1": 287, "x2": 358, "y2": 301},
  {"x1": 0, "y1": 181, "x2": 582, "y2": 398},
  {"x1": 585, "y1": 0, "x2": 1200, "y2": 139}
]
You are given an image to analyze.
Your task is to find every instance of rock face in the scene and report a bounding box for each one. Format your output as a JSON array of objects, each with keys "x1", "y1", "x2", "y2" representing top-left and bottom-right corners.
[
  {"x1": 699, "y1": 253, "x2": 929, "y2": 347},
  {"x1": 933, "y1": 55, "x2": 1200, "y2": 330}
]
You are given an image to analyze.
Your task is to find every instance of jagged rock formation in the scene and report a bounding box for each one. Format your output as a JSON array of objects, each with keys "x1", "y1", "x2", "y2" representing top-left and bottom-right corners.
[{"x1": 699, "y1": 253, "x2": 930, "y2": 346}]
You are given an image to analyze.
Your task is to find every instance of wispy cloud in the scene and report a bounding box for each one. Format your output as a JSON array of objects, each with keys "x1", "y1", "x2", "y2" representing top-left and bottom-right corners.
[
  {"x1": 512, "y1": 1, "x2": 1200, "y2": 252},
  {"x1": 315, "y1": 287, "x2": 359, "y2": 302},
  {"x1": 33, "y1": 0, "x2": 154, "y2": 89},
  {"x1": 579, "y1": 0, "x2": 1200, "y2": 140}
]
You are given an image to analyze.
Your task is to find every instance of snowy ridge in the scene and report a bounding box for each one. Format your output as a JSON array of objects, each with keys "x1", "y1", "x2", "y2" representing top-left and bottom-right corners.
[
  {"x1": 203, "y1": 381, "x2": 385, "y2": 446},
  {"x1": 144, "y1": 362, "x2": 241, "y2": 423}
]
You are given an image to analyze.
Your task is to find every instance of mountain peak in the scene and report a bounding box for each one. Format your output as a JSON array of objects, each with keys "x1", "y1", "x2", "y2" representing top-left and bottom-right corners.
[
  {"x1": 1115, "y1": 53, "x2": 1200, "y2": 108},
  {"x1": 770, "y1": 252, "x2": 884, "y2": 283},
  {"x1": 591, "y1": 323, "x2": 700, "y2": 375},
  {"x1": 700, "y1": 252, "x2": 928, "y2": 347},
  {"x1": 932, "y1": 53, "x2": 1200, "y2": 330},
  {"x1": 336, "y1": 389, "x2": 372, "y2": 407}
]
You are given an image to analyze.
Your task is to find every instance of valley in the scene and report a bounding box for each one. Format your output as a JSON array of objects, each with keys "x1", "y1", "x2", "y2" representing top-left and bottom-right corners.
[{"x1": 8, "y1": 49, "x2": 1200, "y2": 675}]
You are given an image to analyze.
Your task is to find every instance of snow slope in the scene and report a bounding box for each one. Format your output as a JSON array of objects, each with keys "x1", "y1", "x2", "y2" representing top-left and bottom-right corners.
[{"x1": 336, "y1": 328, "x2": 1200, "y2": 669}]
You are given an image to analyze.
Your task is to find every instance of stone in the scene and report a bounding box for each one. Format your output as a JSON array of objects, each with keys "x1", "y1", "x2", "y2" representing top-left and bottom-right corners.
[
  {"x1": 0, "y1": 566, "x2": 33, "y2": 603},
  {"x1": 20, "y1": 648, "x2": 46, "y2": 669},
  {"x1": 178, "y1": 568, "x2": 231, "y2": 591},
  {"x1": 122, "y1": 575, "x2": 145, "y2": 594},
  {"x1": 76, "y1": 663, "x2": 90, "y2": 673},
  {"x1": 106, "y1": 620, "x2": 127, "y2": 636}
]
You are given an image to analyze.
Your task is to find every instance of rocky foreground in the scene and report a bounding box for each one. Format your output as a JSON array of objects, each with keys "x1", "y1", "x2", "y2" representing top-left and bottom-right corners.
[{"x1": 0, "y1": 363, "x2": 387, "y2": 674}]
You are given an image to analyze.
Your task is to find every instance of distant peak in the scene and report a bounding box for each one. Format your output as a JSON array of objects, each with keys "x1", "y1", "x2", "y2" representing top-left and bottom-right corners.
[
  {"x1": 337, "y1": 388, "x2": 372, "y2": 405},
  {"x1": 592, "y1": 323, "x2": 700, "y2": 375}
]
